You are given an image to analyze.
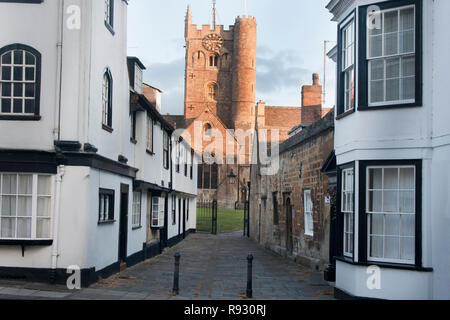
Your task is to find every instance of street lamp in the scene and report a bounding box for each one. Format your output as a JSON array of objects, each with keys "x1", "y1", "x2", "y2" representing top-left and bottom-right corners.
[{"x1": 228, "y1": 169, "x2": 237, "y2": 185}]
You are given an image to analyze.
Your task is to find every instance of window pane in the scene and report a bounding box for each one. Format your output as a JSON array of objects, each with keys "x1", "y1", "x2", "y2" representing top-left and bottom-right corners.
[
  {"x1": 37, "y1": 218, "x2": 51, "y2": 239},
  {"x1": 18, "y1": 175, "x2": 32, "y2": 195},
  {"x1": 25, "y1": 84, "x2": 35, "y2": 98},
  {"x1": 17, "y1": 217, "x2": 31, "y2": 238},
  {"x1": 401, "y1": 214, "x2": 415, "y2": 237},
  {"x1": 384, "y1": 11, "x2": 398, "y2": 33},
  {"x1": 1, "y1": 52, "x2": 12, "y2": 64},
  {"x1": 383, "y1": 191, "x2": 398, "y2": 212},
  {"x1": 400, "y1": 30, "x2": 414, "y2": 53},
  {"x1": 400, "y1": 8, "x2": 415, "y2": 30},
  {"x1": 402, "y1": 57, "x2": 415, "y2": 77},
  {"x1": 1, "y1": 217, "x2": 15, "y2": 238},
  {"x1": 370, "y1": 235, "x2": 384, "y2": 258},
  {"x1": 13, "y1": 67, "x2": 23, "y2": 81},
  {"x1": 24, "y1": 100, "x2": 35, "y2": 114},
  {"x1": 17, "y1": 196, "x2": 32, "y2": 217},
  {"x1": 370, "y1": 81, "x2": 384, "y2": 103},
  {"x1": 385, "y1": 214, "x2": 400, "y2": 236},
  {"x1": 37, "y1": 197, "x2": 51, "y2": 217},
  {"x1": 385, "y1": 236, "x2": 400, "y2": 259},
  {"x1": 369, "y1": 191, "x2": 383, "y2": 212},
  {"x1": 384, "y1": 168, "x2": 399, "y2": 189},
  {"x1": 25, "y1": 67, "x2": 35, "y2": 81},
  {"x1": 386, "y1": 79, "x2": 400, "y2": 101},
  {"x1": 400, "y1": 168, "x2": 415, "y2": 189},
  {"x1": 369, "y1": 168, "x2": 383, "y2": 189},
  {"x1": 13, "y1": 50, "x2": 23, "y2": 64},
  {"x1": 13, "y1": 99, "x2": 22, "y2": 113},
  {"x1": 1, "y1": 83, "x2": 11, "y2": 97},
  {"x1": 13, "y1": 83, "x2": 23, "y2": 97},
  {"x1": 25, "y1": 52, "x2": 35, "y2": 65},
  {"x1": 399, "y1": 191, "x2": 415, "y2": 213},
  {"x1": 2, "y1": 174, "x2": 17, "y2": 194},
  {"x1": 384, "y1": 32, "x2": 398, "y2": 56},
  {"x1": 369, "y1": 35, "x2": 382, "y2": 58},
  {"x1": 370, "y1": 214, "x2": 384, "y2": 235},
  {"x1": 1, "y1": 196, "x2": 16, "y2": 216},
  {"x1": 400, "y1": 237, "x2": 414, "y2": 261},
  {"x1": 1, "y1": 66, "x2": 11, "y2": 81},
  {"x1": 386, "y1": 58, "x2": 400, "y2": 79},
  {"x1": 402, "y1": 76, "x2": 415, "y2": 100},
  {"x1": 1, "y1": 99, "x2": 11, "y2": 113}
]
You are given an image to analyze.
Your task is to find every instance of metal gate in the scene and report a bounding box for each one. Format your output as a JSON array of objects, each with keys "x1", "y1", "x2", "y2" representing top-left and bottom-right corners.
[
  {"x1": 243, "y1": 200, "x2": 250, "y2": 237},
  {"x1": 197, "y1": 200, "x2": 218, "y2": 234}
]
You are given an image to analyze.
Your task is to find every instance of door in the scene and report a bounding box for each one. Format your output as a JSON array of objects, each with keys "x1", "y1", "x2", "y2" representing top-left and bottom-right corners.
[
  {"x1": 118, "y1": 184, "x2": 129, "y2": 262},
  {"x1": 178, "y1": 198, "x2": 182, "y2": 236},
  {"x1": 160, "y1": 195, "x2": 168, "y2": 250},
  {"x1": 182, "y1": 199, "x2": 186, "y2": 239},
  {"x1": 285, "y1": 197, "x2": 293, "y2": 254}
]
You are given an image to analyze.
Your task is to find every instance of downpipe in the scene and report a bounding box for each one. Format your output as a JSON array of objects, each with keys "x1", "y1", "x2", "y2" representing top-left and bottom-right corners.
[{"x1": 50, "y1": 166, "x2": 65, "y2": 283}]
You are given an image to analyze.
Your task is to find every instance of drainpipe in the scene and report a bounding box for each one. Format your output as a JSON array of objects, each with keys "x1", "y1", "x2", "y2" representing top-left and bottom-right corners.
[
  {"x1": 54, "y1": 0, "x2": 64, "y2": 141},
  {"x1": 50, "y1": 165, "x2": 65, "y2": 282}
]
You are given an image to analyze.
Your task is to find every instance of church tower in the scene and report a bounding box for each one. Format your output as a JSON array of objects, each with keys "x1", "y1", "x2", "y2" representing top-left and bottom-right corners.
[{"x1": 184, "y1": 5, "x2": 257, "y2": 131}]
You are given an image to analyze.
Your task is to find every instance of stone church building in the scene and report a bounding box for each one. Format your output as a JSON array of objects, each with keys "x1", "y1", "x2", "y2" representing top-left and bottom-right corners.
[{"x1": 164, "y1": 5, "x2": 330, "y2": 208}]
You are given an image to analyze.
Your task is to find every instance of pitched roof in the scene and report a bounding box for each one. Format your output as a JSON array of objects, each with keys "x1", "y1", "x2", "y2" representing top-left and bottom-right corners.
[{"x1": 264, "y1": 106, "x2": 302, "y2": 128}]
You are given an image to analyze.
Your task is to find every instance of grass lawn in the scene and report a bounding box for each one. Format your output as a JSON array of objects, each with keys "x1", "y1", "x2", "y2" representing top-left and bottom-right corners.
[{"x1": 196, "y1": 208, "x2": 244, "y2": 233}]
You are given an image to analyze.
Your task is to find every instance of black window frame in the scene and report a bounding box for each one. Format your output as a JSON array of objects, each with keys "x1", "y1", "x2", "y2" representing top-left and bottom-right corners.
[
  {"x1": 190, "y1": 150, "x2": 194, "y2": 180},
  {"x1": 358, "y1": 0, "x2": 423, "y2": 111},
  {"x1": 130, "y1": 111, "x2": 137, "y2": 143},
  {"x1": 358, "y1": 159, "x2": 423, "y2": 269},
  {"x1": 336, "y1": 10, "x2": 357, "y2": 119},
  {"x1": 98, "y1": 188, "x2": 115, "y2": 224},
  {"x1": 163, "y1": 130, "x2": 170, "y2": 170},
  {"x1": 0, "y1": 43, "x2": 42, "y2": 121}
]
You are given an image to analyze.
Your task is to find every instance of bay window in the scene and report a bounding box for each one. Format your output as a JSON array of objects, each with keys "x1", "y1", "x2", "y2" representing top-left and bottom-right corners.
[
  {"x1": 0, "y1": 173, "x2": 53, "y2": 240},
  {"x1": 359, "y1": 0, "x2": 422, "y2": 109}
]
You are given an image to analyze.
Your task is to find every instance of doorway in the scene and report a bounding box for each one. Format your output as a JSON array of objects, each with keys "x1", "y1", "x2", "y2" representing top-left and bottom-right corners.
[
  {"x1": 285, "y1": 197, "x2": 293, "y2": 254},
  {"x1": 118, "y1": 184, "x2": 129, "y2": 263},
  {"x1": 182, "y1": 199, "x2": 186, "y2": 239}
]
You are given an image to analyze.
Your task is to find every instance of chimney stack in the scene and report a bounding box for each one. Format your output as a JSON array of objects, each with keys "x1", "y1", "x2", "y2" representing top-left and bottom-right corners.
[{"x1": 301, "y1": 73, "x2": 322, "y2": 125}]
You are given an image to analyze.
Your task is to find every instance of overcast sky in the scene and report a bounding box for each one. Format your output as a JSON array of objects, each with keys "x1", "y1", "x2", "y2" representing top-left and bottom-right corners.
[{"x1": 127, "y1": 0, "x2": 337, "y2": 115}]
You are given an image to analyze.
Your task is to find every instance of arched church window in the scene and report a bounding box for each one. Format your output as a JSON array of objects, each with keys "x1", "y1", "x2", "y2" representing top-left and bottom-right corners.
[
  {"x1": 207, "y1": 83, "x2": 218, "y2": 101},
  {"x1": 209, "y1": 54, "x2": 219, "y2": 67}
]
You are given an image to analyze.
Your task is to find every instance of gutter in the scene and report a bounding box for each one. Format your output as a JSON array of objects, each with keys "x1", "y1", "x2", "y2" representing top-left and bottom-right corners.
[{"x1": 50, "y1": 165, "x2": 65, "y2": 281}]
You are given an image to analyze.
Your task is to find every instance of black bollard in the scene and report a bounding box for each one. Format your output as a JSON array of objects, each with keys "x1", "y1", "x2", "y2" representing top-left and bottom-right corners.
[
  {"x1": 246, "y1": 254, "x2": 253, "y2": 298},
  {"x1": 173, "y1": 252, "x2": 181, "y2": 295}
]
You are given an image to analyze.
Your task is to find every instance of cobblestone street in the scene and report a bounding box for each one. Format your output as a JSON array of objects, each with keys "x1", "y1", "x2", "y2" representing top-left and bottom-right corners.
[{"x1": 0, "y1": 232, "x2": 334, "y2": 300}]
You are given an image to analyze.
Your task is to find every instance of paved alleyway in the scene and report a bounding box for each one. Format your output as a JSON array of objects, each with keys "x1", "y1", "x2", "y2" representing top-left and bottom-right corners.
[{"x1": 0, "y1": 232, "x2": 333, "y2": 300}]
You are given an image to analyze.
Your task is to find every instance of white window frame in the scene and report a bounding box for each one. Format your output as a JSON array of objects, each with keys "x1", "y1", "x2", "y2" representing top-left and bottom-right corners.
[
  {"x1": 0, "y1": 173, "x2": 53, "y2": 240},
  {"x1": 163, "y1": 131, "x2": 169, "y2": 170},
  {"x1": 151, "y1": 196, "x2": 165, "y2": 228},
  {"x1": 367, "y1": 5, "x2": 416, "y2": 106},
  {"x1": 104, "y1": 0, "x2": 113, "y2": 27},
  {"x1": 342, "y1": 168, "x2": 354, "y2": 258},
  {"x1": 102, "y1": 70, "x2": 112, "y2": 127},
  {"x1": 132, "y1": 191, "x2": 141, "y2": 229},
  {"x1": 366, "y1": 165, "x2": 416, "y2": 264},
  {"x1": 303, "y1": 190, "x2": 314, "y2": 236},
  {"x1": 342, "y1": 19, "x2": 355, "y2": 112}
]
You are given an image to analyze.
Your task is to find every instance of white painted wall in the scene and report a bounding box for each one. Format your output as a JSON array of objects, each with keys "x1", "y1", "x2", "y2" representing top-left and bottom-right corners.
[{"x1": 331, "y1": 0, "x2": 450, "y2": 299}]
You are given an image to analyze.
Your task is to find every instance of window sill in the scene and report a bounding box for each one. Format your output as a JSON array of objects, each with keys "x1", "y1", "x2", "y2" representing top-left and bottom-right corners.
[
  {"x1": 336, "y1": 108, "x2": 355, "y2": 120},
  {"x1": 102, "y1": 124, "x2": 114, "y2": 133},
  {"x1": 0, "y1": 115, "x2": 41, "y2": 121},
  {"x1": 98, "y1": 220, "x2": 116, "y2": 225},
  {"x1": 130, "y1": 138, "x2": 137, "y2": 145},
  {"x1": 104, "y1": 21, "x2": 115, "y2": 35},
  {"x1": 146, "y1": 150, "x2": 155, "y2": 156},
  {"x1": 150, "y1": 226, "x2": 162, "y2": 230},
  {"x1": 132, "y1": 226, "x2": 142, "y2": 231},
  {"x1": 358, "y1": 102, "x2": 422, "y2": 111},
  {"x1": 335, "y1": 256, "x2": 433, "y2": 272},
  {"x1": 0, "y1": 239, "x2": 53, "y2": 246}
]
